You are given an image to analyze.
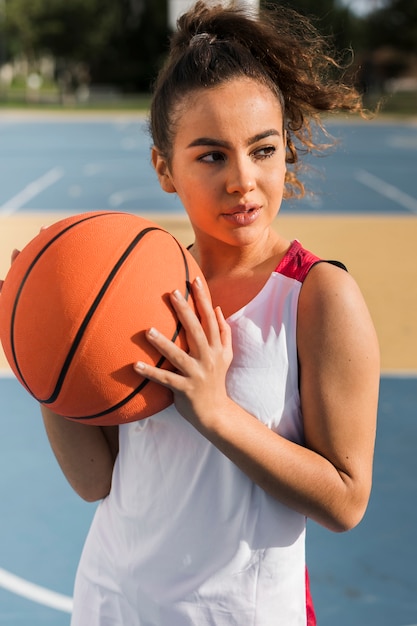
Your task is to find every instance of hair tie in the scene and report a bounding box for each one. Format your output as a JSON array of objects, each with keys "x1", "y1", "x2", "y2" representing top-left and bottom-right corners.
[{"x1": 190, "y1": 32, "x2": 217, "y2": 47}]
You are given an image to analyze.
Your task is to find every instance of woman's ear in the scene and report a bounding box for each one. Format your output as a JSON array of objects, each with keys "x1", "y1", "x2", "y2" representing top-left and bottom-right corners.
[{"x1": 151, "y1": 147, "x2": 176, "y2": 193}]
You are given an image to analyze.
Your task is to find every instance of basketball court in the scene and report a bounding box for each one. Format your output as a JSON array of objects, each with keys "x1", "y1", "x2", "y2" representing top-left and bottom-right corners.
[{"x1": 0, "y1": 112, "x2": 416, "y2": 625}]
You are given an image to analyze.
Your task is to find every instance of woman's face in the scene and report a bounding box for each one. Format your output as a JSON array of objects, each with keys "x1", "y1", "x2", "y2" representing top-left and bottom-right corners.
[{"x1": 153, "y1": 77, "x2": 287, "y2": 250}]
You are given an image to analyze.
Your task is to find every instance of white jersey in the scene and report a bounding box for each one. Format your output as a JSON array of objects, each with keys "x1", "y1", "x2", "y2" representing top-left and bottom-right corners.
[{"x1": 71, "y1": 240, "x2": 320, "y2": 626}]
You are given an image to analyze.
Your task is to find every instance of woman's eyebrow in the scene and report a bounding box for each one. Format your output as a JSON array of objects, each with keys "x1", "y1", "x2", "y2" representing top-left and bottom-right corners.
[
  {"x1": 247, "y1": 129, "x2": 281, "y2": 145},
  {"x1": 187, "y1": 137, "x2": 230, "y2": 149},
  {"x1": 187, "y1": 129, "x2": 281, "y2": 150}
]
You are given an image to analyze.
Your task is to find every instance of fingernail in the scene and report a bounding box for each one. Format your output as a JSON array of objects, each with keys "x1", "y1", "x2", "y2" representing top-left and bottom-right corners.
[
  {"x1": 216, "y1": 305, "x2": 225, "y2": 321},
  {"x1": 147, "y1": 327, "x2": 158, "y2": 338},
  {"x1": 134, "y1": 361, "x2": 145, "y2": 371},
  {"x1": 172, "y1": 289, "x2": 183, "y2": 301},
  {"x1": 195, "y1": 276, "x2": 203, "y2": 288}
]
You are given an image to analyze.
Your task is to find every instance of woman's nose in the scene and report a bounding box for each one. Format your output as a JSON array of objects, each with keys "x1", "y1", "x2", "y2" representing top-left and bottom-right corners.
[{"x1": 225, "y1": 158, "x2": 255, "y2": 195}]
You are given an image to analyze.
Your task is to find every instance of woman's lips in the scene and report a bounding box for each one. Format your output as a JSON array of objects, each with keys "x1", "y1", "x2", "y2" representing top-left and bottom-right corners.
[{"x1": 221, "y1": 204, "x2": 261, "y2": 226}]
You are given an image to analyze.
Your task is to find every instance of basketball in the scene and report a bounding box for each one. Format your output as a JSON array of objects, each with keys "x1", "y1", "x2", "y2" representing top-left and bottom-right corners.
[{"x1": 0, "y1": 211, "x2": 208, "y2": 426}]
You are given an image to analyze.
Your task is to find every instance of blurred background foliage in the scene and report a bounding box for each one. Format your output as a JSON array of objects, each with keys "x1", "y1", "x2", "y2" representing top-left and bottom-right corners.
[{"x1": 0, "y1": 0, "x2": 415, "y2": 113}]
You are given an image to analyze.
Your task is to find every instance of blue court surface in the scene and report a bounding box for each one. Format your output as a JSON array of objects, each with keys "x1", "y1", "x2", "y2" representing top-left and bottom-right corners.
[
  {"x1": 0, "y1": 114, "x2": 416, "y2": 624},
  {"x1": 0, "y1": 375, "x2": 416, "y2": 625},
  {"x1": 0, "y1": 113, "x2": 416, "y2": 216}
]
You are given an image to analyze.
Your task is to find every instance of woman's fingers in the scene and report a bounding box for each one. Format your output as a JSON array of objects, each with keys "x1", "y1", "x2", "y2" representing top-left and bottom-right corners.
[
  {"x1": 134, "y1": 326, "x2": 189, "y2": 390},
  {"x1": 133, "y1": 278, "x2": 231, "y2": 384},
  {"x1": 214, "y1": 305, "x2": 232, "y2": 351},
  {"x1": 133, "y1": 278, "x2": 233, "y2": 426},
  {"x1": 170, "y1": 277, "x2": 224, "y2": 354}
]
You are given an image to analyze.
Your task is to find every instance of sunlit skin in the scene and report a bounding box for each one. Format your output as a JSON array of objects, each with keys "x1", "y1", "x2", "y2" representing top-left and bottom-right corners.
[
  {"x1": 152, "y1": 78, "x2": 290, "y2": 293},
  {"x1": 136, "y1": 77, "x2": 380, "y2": 532},
  {"x1": 39, "y1": 78, "x2": 379, "y2": 532}
]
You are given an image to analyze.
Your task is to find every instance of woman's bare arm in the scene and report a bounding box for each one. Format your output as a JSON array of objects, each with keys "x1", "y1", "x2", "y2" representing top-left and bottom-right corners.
[
  {"x1": 134, "y1": 270, "x2": 379, "y2": 532},
  {"x1": 41, "y1": 406, "x2": 119, "y2": 502}
]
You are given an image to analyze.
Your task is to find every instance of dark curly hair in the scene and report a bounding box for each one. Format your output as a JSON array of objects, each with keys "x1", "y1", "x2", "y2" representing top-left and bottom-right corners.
[{"x1": 150, "y1": 1, "x2": 364, "y2": 198}]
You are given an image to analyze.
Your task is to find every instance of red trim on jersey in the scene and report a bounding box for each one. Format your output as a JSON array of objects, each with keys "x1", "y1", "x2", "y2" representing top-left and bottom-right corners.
[
  {"x1": 275, "y1": 240, "x2": 321, "y2": 283},
  {"x1": 275, "y1": 241, "x2": 320, "y2": 622},
  {"x1": 306, "y1": 567, "x2": 317, "y2": 625},
  {"x1": 275, "y1": 238, "x2": 319, "y2": 623}
]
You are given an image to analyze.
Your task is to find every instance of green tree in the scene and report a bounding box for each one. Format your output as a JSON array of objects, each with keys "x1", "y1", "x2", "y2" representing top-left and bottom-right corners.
[
  {"x1": 89, "y1": 0, "x2": 168, "y2": 91},
  {"x1": 3, "y1": 0, "x2": 116, "y2": 61},
  {"x1": 1, "y1": 0, "x2": 169, "y2": 91},
  {"x1": 366, "y1": 0, "x2": 417, "y2": 53}
]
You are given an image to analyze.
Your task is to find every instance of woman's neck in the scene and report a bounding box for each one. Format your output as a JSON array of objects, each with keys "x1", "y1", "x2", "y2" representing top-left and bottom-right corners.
[{"x1": 189, "y1": 230, "x2": 290, "y2": 282}]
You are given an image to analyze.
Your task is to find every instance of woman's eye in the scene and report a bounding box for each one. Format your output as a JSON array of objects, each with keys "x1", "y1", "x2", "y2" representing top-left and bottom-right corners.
[
  {"x1": 253, "y1": 146, "x2": 276, "y2": 159},
  {"x1": 199, "y1": 151, "x2": 226, "y2": 163}
]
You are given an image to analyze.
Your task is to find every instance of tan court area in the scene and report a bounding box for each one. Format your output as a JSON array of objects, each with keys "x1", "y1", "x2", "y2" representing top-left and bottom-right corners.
[{"x1": 1, "y1": 212, "x2": 416, "y2": 373}]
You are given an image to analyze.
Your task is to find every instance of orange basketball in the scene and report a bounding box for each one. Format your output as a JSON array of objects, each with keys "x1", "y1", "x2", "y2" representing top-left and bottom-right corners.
[{"x1": 0, "y1": 211, "x2": 207, "y2": 426}]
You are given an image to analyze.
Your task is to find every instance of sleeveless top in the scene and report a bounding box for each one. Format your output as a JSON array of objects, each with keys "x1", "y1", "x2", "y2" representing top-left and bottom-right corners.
[{"x1": 71, "y1": 240, "x2": 321, "y2": 626}]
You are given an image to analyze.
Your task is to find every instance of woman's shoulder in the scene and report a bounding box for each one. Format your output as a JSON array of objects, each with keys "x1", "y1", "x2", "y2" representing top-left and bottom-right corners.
[{"x1": 297, "y1": 259, "x2": 375, "y2": 350}]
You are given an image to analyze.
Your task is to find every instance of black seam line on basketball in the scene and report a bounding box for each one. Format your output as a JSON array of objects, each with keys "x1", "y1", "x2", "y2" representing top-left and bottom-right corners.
[
  {"x1": 10, "y1": 212, "x2": 120, "y2": 397},
  {"x1": 67, "y1": 355, "x2": 166, "y2": 420},
  {"x1": 40, "y1": 225, "x2": 163, "y2": 405},
  {"x1": 41, "y1": 227, "x2": 192, "y2": 414},
  {"x1": 175, "y1": 237, "x2": 192, "y2": 302},
  {"x1": 61, "y1": 237, "x2": 194, "y2": 420}
]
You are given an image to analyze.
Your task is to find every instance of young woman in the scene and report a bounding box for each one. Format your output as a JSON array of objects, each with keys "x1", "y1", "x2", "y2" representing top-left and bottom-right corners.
[{"x1": 41, "y1": 2, "x2": 380, "y2": 624}]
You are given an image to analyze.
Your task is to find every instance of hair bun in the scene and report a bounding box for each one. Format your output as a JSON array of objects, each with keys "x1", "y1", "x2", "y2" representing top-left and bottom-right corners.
[{"x1": 190, "y1": 32, "x2": 217, "y2": 47}]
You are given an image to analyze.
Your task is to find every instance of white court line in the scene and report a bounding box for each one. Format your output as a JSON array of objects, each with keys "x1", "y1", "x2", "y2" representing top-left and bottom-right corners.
[
  {"x1": 0, "y1": 567, "x2": 73, "y2": 613},
  {"x1": 355, "y1": 169, "x2": 417, "y2": 214},
  {"x1": 108, "y1": 186, "x2": 159, "y2": 207},
  {"x1": 0, "y1": 167, "x2": 64, "y2": 216}
]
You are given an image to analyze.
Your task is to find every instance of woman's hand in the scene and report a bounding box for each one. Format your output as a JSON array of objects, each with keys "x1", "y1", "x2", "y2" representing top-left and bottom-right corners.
[{"x1": 134, "y1": 277, "x2": 233, "y2": 432}]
